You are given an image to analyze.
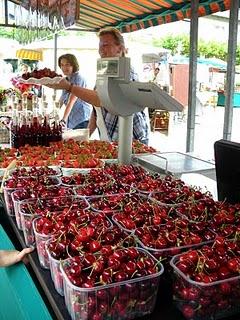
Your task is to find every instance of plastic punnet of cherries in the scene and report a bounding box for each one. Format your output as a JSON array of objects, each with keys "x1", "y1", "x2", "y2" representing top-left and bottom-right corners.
[
  {"x1": 60, "y1": 247, "x2": 163, "y2": 320},
  {"x1": 171, "y1": 237, "x2": 240, "y2": 320}
]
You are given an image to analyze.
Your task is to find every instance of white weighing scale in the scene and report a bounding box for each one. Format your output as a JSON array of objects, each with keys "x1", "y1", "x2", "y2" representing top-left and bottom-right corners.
[{"x1": 96, "y1": 57, "x2": 183, "y2": 164}]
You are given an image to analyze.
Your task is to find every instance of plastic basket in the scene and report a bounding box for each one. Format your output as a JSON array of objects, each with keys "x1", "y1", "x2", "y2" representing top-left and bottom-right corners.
[
  {"x1": 60, "y1": 247, "x2": 164, "y2": 320},
  {"x1": 170, "y1": 253, "x2": 240, "y2": 320}
]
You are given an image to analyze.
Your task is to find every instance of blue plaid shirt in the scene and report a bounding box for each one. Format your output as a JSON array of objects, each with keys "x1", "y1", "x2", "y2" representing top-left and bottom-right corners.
[
  {"x1": 60, "y1": 72, "x2": 92, "y2": 129},
  {"x1": 100, "y1": 69, "x2": 149, "y2": 143}
]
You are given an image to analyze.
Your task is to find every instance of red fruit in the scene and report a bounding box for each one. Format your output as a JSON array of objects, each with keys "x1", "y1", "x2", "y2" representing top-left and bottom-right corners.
[
  {"x1": 114, "y1": 270, "x2": 128, "y2": 282},
  {"x1": 218, "y1": 266, "x2": 231, "y2": 280},
  {"x1": 89, "y1": 240, "x2": 102, "y2": 253},
  {"x1": 82, "y1": 279, "x2": 95, "y2": 288},
  {"x1": 83, "y1": 253, "x2": 96, "y2": 267},
  {"x1": 227, "y1": 257, "x2": 240, "y2": 273},
  {"x1": 124, "y1": 261, "x2": 137, "y2": 275},
  {"x1": 108, "y1": 257, "x2": 121, "y2": 270},
  {"x1": 204, "y1": 258, "x2": 219, "y2": 272},
  {"x1": 182, "y1": 304, "x2": 195, "y2": 319},
  {"x1": 220, "y1": 282, "x2": 232, "y2": 295},
  {"x1": 92, "y1": 313, "x2": 103, "y2": 320}
]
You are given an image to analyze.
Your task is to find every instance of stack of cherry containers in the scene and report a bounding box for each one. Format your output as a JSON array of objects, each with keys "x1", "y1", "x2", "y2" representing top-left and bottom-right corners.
[{"x1": 2, "y1": 163, "x2": 240, "y2": 320}]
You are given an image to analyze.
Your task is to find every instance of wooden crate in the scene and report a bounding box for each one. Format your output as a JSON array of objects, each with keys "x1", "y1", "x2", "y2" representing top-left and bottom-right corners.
[{"x1": 150, "y1": 111, "x2": 169, "y2": 131}]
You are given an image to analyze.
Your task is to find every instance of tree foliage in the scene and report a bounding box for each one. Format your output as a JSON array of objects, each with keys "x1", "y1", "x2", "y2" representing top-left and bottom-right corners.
[
  {"x1": 1, "y1": 27, "x2": 240, "y2": 65},
  {"x1": 153, "y1": 34, "x2": 240, "y2": 65}
]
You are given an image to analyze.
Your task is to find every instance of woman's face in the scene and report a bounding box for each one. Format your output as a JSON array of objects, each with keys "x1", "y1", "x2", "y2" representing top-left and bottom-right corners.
[
  {"x1": 59, "y1": 58, "x2": 74, "y2": 76},
  {"x1": 99, "y1": 33, "x2": 124, "y2": 58}
]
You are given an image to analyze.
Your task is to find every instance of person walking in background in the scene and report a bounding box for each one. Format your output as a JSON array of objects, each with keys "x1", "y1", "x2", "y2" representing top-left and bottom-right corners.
[
  {"x1": 0, "y1": 247, "x2": 33, "y2": 267},
  {"x1": 152, "y1": 67, "x2": 160, "y2": 85},
  {"x1": 45, "y1": 28, "x2": 149, "y2": 144},
  {"x1": 58, "y1": 54, "x2": 92, "y2": 129}
]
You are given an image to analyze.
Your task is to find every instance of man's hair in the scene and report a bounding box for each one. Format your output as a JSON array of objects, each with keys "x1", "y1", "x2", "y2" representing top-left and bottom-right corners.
[
  {"x1": 58, "y1": 54, "x2": 79, "y2": 73},
  {"x1": 98, "y1": 27, "x2": 126, "y2": 56}
]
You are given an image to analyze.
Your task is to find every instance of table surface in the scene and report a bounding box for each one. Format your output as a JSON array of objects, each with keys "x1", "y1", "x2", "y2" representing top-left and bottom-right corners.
[{"x1": 1, "y1": 206, "x2": 240, "y2": 320}]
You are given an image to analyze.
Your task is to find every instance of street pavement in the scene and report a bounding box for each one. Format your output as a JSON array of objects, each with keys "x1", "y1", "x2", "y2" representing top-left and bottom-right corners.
[{"x1": 149, "y1": 105, "x2": 240, "y2": 162}]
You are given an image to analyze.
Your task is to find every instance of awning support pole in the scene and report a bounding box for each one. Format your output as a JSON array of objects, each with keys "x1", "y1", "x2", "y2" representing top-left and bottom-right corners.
[
  {"x1": 186, "y1": 0, "x2": 199, "y2": 153},
  {"x1": 223, "y1": 0, "x2": 239, "y2": 140}
]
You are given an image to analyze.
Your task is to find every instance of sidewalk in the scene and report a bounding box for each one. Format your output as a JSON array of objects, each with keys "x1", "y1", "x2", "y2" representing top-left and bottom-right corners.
[{"x1": 149, "y1": 105, "x2": 240, "y2": 162}]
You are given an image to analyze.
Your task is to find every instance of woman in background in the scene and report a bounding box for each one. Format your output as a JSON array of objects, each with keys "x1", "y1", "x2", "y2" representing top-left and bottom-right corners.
[{"x1": 58, "y1": 54, "x2": 91, "y2": 129}]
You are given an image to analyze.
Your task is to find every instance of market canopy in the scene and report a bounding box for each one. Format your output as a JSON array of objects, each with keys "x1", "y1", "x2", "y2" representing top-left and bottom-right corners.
[
  {"x1": 76, "y1": 0, "x2": 232, "y2": 32},
  {"x1": 5, "y1": 0, "x2": 233, "y2": 34},
  {"x1": 16, "y1": 49, "x2": 43, "y2": 61}
]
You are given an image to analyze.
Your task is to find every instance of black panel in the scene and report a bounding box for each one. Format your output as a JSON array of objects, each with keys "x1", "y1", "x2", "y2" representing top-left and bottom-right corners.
[{"x1": 214, "y1": 139, "x2": 240, "y2": 204}]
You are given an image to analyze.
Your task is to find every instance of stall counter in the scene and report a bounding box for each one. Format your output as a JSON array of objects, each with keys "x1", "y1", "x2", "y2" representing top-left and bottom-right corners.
[{"x1": 0, "y1": 224, "x2": 52, "y2": 320}]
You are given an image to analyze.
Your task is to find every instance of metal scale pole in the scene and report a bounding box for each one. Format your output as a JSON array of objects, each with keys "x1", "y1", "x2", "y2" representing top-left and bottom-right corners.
[{"x1": 118, "y1": 115, "x2": 133, "y2": 164}]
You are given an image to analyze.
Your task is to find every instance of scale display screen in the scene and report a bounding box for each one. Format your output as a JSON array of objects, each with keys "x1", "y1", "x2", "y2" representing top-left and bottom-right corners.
[{"x1": 97, "y1": 59, "x2": 119, "y2": 77}]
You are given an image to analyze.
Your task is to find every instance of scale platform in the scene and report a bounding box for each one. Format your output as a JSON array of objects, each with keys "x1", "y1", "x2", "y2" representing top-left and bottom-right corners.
[{"x1": 133, "y1": 152, "x2": 215, "y2": 176}]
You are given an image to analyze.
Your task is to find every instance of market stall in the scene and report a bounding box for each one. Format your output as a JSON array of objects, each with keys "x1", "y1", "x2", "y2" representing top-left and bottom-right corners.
[{"x1": 0, "y1": 1, "x2": 240, "y2": 320}]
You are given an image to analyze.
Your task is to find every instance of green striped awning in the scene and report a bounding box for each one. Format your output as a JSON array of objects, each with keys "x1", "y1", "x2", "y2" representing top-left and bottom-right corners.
[{"x1": 76, "y1": 0, "x2": 234, "y2": 32}]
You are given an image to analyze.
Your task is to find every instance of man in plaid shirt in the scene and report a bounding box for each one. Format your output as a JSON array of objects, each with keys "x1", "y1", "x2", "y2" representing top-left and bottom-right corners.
[
  {"x1": 90, "y1": 28, "x2": 149, "y2": 144},
  {"x1": 45, "y1": 28, "x2": 150, "y2": 144}
]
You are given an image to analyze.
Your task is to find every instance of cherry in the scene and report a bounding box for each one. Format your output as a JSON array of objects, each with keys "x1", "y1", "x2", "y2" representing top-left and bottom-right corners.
[
  {"x1": 181, "y1": 304, "x2": 195, "y2": 319},
  {"x1": 227, "y1": 257, "x2": 240, "y2": 273},
  {"x1": 114, "y1": 270, "x2": 128, "y2": 282},
  {"x1": 124, "y1": 261, "x2": 137, "y2": 275}
]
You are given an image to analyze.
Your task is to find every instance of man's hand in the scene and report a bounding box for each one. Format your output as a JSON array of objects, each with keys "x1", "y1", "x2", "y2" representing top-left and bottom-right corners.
[
  {"x1": 0, "y1": 247, "x2": 34, "y2": 267},
  {"x1": 45, "y1": 78, "x2": 70, "y2": 90}
]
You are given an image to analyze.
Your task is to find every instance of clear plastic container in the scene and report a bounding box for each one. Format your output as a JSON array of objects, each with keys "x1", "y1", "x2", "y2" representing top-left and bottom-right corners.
[
  {"x1": 3, "y1": 185, "x2": 22, "y2": 215},
  {"x1": 134, "y1": 223, "x2": 216, "y2": 261},
  {"x1": 11, "y1": 185, "x2": 75, "y2": 230},
  {"x1": 3, "y1": 175, "x2": 62, "y2": 216},
  {"x1": 46, "y1": 239, "x2": 67, "y2": 296},
  {"x1": 112, "y1": 202, "x2": 175, "y2": 233},
  {"x1": 87, "y1": 193, "x2": 127, "y2": 215},
  {"x1": 11, "y1": 190, "x2": 23, "y2": 230},
  {"x1": 170, "y1": 254, "x2": 240, "y2": 320},
  {"x1": 19, "y1": 195, "x2": 90, "y2": 246},
  {"x1": 74, "y1": 182, "x2": 133, "y2": 197},
  {"x1": 9, "y1": 166, "x2": 62, "y2": 178},
  {"x1": 21, "y1": 212, "x2": 36, "y2": 247},
  {"x1": 47, "y1": 225, "x2": 135, "y2": 296},
  {"x1": 87, "y1": 193, "x2": 148, "y2": 216},
  {"x1": 33, "y1": 217, "x2": 54, "y2": 269},
  {"x1": 60, "y1": 248, "x2": 164, "y2": 320},
  {"x1": 62, "y1": 128, "x2": 89, "y2": 142},
  {"x1": 61, "y1": 160, "x2": 105, "y2": 177}
]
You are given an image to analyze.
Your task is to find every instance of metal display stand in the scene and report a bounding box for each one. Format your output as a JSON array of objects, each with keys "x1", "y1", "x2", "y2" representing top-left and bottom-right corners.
[{"x1": 133, "y1": 152, "x2": 215, "y2": 176}]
